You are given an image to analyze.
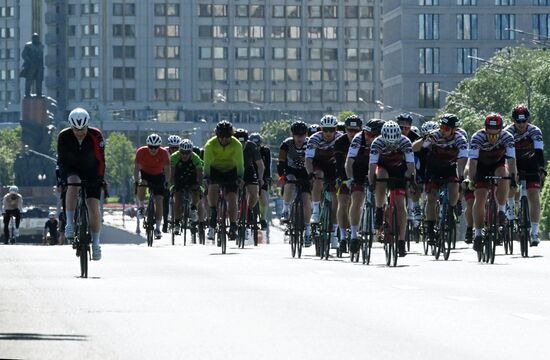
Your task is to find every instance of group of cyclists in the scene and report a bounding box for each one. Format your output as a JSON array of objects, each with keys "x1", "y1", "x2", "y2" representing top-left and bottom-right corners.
[{"x1": 3, "y1": 102, "x2": 546, "y2": 263}]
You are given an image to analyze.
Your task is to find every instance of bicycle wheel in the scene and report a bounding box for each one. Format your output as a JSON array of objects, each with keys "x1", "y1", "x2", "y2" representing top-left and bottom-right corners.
[
  {"x1": 485, "y1": 198, "x2": 497, "y2": 264},
  {"x1": 289, "y1": 203, "x2": 297, "y2": 258},
  {"x1": 78, "y1": 200, "x2": 89, "y2": 278},
  {"x1": 322, "y1": 201, "x2": 332, "y2": 260},
  {"x1": 519, "y1": 197, "x2": 529, "y2": 258},
  {"x1": 170, "y1": 194, "x2": 176, "y2": 246},
  {"x1": 199, "y1": 222, "x2": 205, "y2": 245},
  {"x1": 218, "y1": 198, "x2": 227, "y2": 254},
  {"x1": 504, "y1": 220, "x2": 514, "y2": 255},
  {"x1": 146, "y1": 195, "x2": 155, "y2": 247},
  {"x1": 362, "y1": 202, "x2": 374, "y2": 265},
  {"x1": 183, "y1": 202, "x2": 189, "y2": 246},
  {"x1": 443, "y1": 204, "x2": 454, "y2": 261},
  {"x1": 252, "y1": 205, "x2": 259, "y2": 247},
  {"x1": 295, "y1": 198, "x2": 304, "y2": 259},
  {"x1": 312, "y1": 224, "x2": 320, "y2": 257},
  {"x1": 391, "y1": 206, "x2": 399, "y2": 267},
  {"x1": 421, "y1": 220, "x2": 429, "y2": 256},
  {"x1": 237, "y1": 194, "x2": 246, "y2": 249}
]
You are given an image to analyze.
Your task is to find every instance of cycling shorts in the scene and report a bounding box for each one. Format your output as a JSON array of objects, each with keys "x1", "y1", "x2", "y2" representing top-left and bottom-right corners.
[
  {"x1": 209, "y1": 167, "x2": 238, "y2": 193},
  {"x1": 474, "y1": 158, "x2": 506, "y2": 189},
  {"x1": 140, "y1": 170, "x2": 166, "y2": 196}
]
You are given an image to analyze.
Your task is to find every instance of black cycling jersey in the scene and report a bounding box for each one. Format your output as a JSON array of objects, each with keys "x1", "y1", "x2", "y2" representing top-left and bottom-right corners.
[{"x1": 57, "y1": 127, "x2": 105, "y2": 182}]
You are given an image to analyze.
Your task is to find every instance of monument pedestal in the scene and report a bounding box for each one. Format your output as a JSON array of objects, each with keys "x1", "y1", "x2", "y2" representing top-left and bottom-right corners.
[{"x1": 22, "y1": 97, "x2": 48, "y2": 126}]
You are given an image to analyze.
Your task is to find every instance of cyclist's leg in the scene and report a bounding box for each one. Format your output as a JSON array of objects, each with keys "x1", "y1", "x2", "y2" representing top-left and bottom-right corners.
[
  {"x1": 64, "y1": 174, "x2": 81, "y2": 238},
  {"x1": 337, "y1": 190, "x2": 350, "y2": 240},
  {"x1": 246, "y1": 183, "x2": 259, "y2": 210},
  {"x1": 395, "y1": 192, "x2": 408, "y2": 242},
  {"x1": 3, "y1": 213, "x2": 10, "y2": 242},
  {"x1": 174, "y1": 190, "x2": 183, "y2": 222},
  {"x1": 425, "y1": 183, "x2": 438, "y2": 242},
  {"x1": 13, "y1": 209, "x2": 21, "y2": 231},
  {"x1": 310, "y1": 157, "x2": 324, "y2": 221},
  {"x1": 349, "y1": 185, "x2": 365, "y2": 252},
  {"x1": 281, "y1": 177, "x2": 295, "y2": 220},
  {"x1": 374, "y1": 166, "x2": 388, "y2": 229},
  {"x1": 495, "y1": 165, "x2": 510, "y2": 223},
  {"x1": 85, "y1": 182, "x2": 103, "y2": 260},
  {"x1": 258, "y1": 183, "x2": 269, "y2": 226},
  {"x1": 162, "y1": 188, "x2": 170, "y2": 232}
]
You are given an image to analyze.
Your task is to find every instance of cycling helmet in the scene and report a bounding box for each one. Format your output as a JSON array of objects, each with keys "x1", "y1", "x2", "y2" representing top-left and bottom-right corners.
[
  {"x1": 440, "y1": 113, "x2": 459, "y2": 128},
  {"x1": 179, "y1": 139, "x2": 193, "y2": 151},
  {"x1": 146, "y1": 133, "x2": 162, "y2": 146},
  {"x1": 308, "y1": 124, "x2": 319, "y2": 137},
  {"x1": 167, "y1": 135, "x2": 182, "y2": 147},
  {"x1": 336, "y1": 122, "x2": 346, "y2": 132},
  {"x1": 215, "y1": 120, "x2": 233, "y2": 137},
  {"x1": 291, "y1": 121, "x2": 308, "y2": 135},
  {"x1": 235, "y1": 128, "x2": 248, "y2": 142},
  {"x1": 319, "y1": 114, "x2": 338, "y2": 128},
  {"x1": 48, "y1": 211, "x2": 56, "y2": 219},
  {"x1": 410, "y1": 125, "x2": 421, "y2": 138},
  {"x1": 345, "y1": 114, "x2": 363, "y2": 128},
  {"x1": 249, "y1": 133, "x2": 262, "y2": 146},
  {"x1": 68, "y1": 107, "x2": 90, "y2": 129},
  {"x1": 485, "y1": 113, "x2": 503, "y2": 130},
  {"x1": 8, "y1": 185, "x2": 18, "y2": 194},
  {"x1": 364, "y1": 119, "x2": 386, "y2": 136},
  {"x1": 381, "y1": 121, "x2": 402, "y2": 146},
  {"x1": 421, "y1": 121, "x2": 439, "y2": 136},
  {"x1": 512, "y1": 104, "x2": 530, "y2": 122},
  {"x1": 395, "y1": 113, "x2": 413, "y2": 124}
]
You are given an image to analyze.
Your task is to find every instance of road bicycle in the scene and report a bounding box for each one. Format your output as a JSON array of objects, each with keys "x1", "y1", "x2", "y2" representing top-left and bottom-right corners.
[
  {"x1": 285, "y1": 179, "x2": 308, "y2": 258},
  {"x1": 432, "y1": 178, "x2": 459, "y2": 261},
  {"x1": 357, "y1": 181, "x2": 374, "y2": 264},
  {"x1": 318, "y1": 181, "x2": 334, "y2": 260}
]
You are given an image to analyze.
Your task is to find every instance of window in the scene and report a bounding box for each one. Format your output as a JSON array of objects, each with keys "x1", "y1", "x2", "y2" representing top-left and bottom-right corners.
[
  {"x1": 113, "y1": 24, "x2": 135, "y2": 37},
  {"x1": 495, "y1": 14, "x2": 515, "y2": 39},
  {"x1": 419, "y1": 14, "x2": 439, "y2": 39},
  {"x1": 345, "y1": 27, "x2": 358, "y2": 40},
  {"x1": 359, "y1": 69, "x2": 373, "y2": 81},
  {"x1": 198, "y1": 25, "x2": 212, "y2": 38},
  {"x1": 419, "y1": 0, "x2": 439, "y2": 4},
  {"x1": 358, "y1": 90, "x2": 373, "y2": 102},
  {"x1": 198, "y1": 4, "x2": 211, "y2": 16},
  {"x1": 81, "y1": 3, "x2": 99, "y2": 14},
  {"x1": 0, "y1": 70, "x2": 15, "y2": 80},
  {"x1": 287, "y1": 69, "x2": 300, "y2": 81},
  {"x1": 213, "y1": 68, "x2": 227, "y2": 81},
  {"x1": 308, "y1": 27, "x2": 322, "y2": 39},
  {"x1": 250, "y1": 68, "x2": 264, "y2": 81},
  {"x1": 308, "y1": 69, "x2": 322, "y2": 81},
  {"x1": 250, "y1": 5, "x2": 264, "y2": 17},
  {"x1": 457, "y1": 14, "x2": 478, "y2": 39},
  {"x1": 346, "y1": 90, "x2": 358, "y2": 102},
  {"x1": 81, "y1": 88, "x2": 97, "y2": 100},
  {"x1": 0, "y1": 49, "x2": 13, "y2": 59},
  {"x1": 236, "y1": 5, "x2": 248, "y2": 17},
  {"x1": 324, "y1": 90, "x2": 337, "y2": 102},
  {"x1": 307, "y1": 90, "x2": 322, "y2": 102},
  {"x1": 323, "y1": 49, "x2": 338, "y2": 61},
  {"x1": 250, "y1": 89, "x2": 264, "y2": 102},
  {"x1": 156, "y1": 67, "x2": 180, "y2": 80},
  {"x1": 287, "y1": 90, "x2": 301, "y2": 102},
  {"x1": 158, "y1": 110, "x2": 178, "y2": 122},
  {"x1": 323, "y1": 69, "x2": 337, "y2": 81},
  {"x1": 495, "y1": 0, "x2": 515, "y2": 4},
  {"x1": 309, "y1": 48, "x2": 321, "y2": 60},
  {"x1": 534, "y1": 0, "x2": 550, "y2": 4},
  {"x1": 81, "y1": 67, "x2": 99, "y2": 78},
  {"x1": 0, "y1": 28, "x2": 14, "y2": 38},
  {"x1": 67, "y1": 5, "x2": 75, "y2": 15},
  {"x1": 213, "y1": 5, "x2": 227, "y2": 16},
  {"x1": 199, "y1": 68, "x2": 212, "y2": 81},
  {"x1": 236, "y1": 90, "x2": 248, "y2": 102},
  {"x1": 113, "y1": 67, "x2": 135, "y2": 79},
  {"x1": 235, "y1": 69, "x2": 248, "y2": 81},
  {"x1": 155, "y1": 46, "x2": 179, "y2": 58},
  {"x1": 419, "y1": 48, "x2": 440, "y2": 74},
  {"x1": 457, "y1": 0, "x2": 477, "y2": 4},
  {"x1": 309, "y1": 6, "x2": 321, "y2": 18},
  {"x1": 457, "y1": 48, "x2": 478, "y2": 74},
  {"x1": 81, "y1": 46, "x2": 99, "y2": 57},
  {"x1": 272, "y1": 90, "x2": 286, "y2": 103},
  {"x1": 419, "y1": 82, "x2": 440, "y2": 108},
  {"x1": 250, "y1": 48, "x2": 264, "y2": 59},
  {"x1": 272, "y1": 69, "x2": 285, "y2": 81},
  {"x1": 250, "y1": 26, "x2": 264, "y2": 38},
  {"x1": 287, "y1": 48, "x2": 301, "y2": 60},
  {"x1": 287, "y1": 6, "x2": 300, "y2": 18},
  {"x1": 360, "y1": 6, "x2": 374, "y2": 18},
  {"x1": 273, "y1": 48, "x2": 285, "y2": 60},
  {"x1": 360, "y1": 27, "x2": 374, "y2": 40},
  {"x1": 0, "y1": 6, "x2": 13, "y2": 17},
  {"x1": 68, "y1": 26, "x2": 76, "y2": 36},
  {"x1": 199, "y1": 89, "x2": 213, "y2": 102},
  {"x1": 213, "y1": 47, "x2": 227, "y2": 59},
  {"x1": 82, "y1": 25, "x2": 99, "y2": 35},
  {"x1": 68, "y1": 47, "x2": 75, "y2": 58},
  {"x1": 359, "y1": 49, "x2": 373, "y2": 61},
  {"x1": 234, "y1": 26, "x2": 248, "y2": 38},
  {"x1": 113, "y1": 3, "x2": 135, "y2": 16},
  {"x1": 272, "y1": 26, "x2": 285, "y2": 39},
  {"x1": 533, "y1": 14, "x2": 550, "y2": 39},
  {"x1": 346, "y1": 49, "x2": 358, "y2": 61},
  {"x1": 346, "y1": 6, "x2": 359, "y2": 18},
  {"x1": 199, "y1": 47, "x2": 212, "y2": 59},
  {"x1": 324, "y1": 27, "x2": 338, "y2": 40},
  {"x1": 345, "y1": 69, "x2": 358, "y2": 81},
  {"x1": 213, "y1": 26, "x2": 228, "y2": 38},
  {"x1": 289, "y1": 27, "x2": 301, "y2": 39},
  {"x1": 323, "y1": 6, "x2": 337, "y2": 18},
  {"x1": 154, "y1": 3, "x2": 179, "y2": 16},
  {"x1": 273, "y1": 5, "x2": 285, "y2": 18},
  {"x1": 236, "y1": 48, "x2": 248, "y2": 59},
  {"x1": 154, "y1": 25, "x2": 179, "y2": 37},
  {"x1": 155, "y1": 89, "x2": 180, "y2": 101}
]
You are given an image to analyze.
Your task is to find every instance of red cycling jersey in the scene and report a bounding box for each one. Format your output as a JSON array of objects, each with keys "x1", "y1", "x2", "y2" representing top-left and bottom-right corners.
[{"x1": 135, "y1": 146, "x2": 170, "y2": 175}]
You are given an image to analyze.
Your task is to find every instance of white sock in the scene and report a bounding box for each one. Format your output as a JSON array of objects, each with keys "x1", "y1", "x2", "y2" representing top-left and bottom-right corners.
[
  {"x1": 499, "y1": 204, "x2": 506, "y2": 212},
  {"x1": 66, "y1": 211, "x2": 74, "y2": 228},
  {"x1": 305, "y1": 224, "x2": 311, "y2": 236},
  {"x1": 531, "y1": 222, "x2": 539, "y2": 235},
  {"x1": 340, "y1": 228, "x2": 347, "y2": 239},
  {"x1": 351, "y1": 225, "x2": 358, "y2": 238},
  {"x1": 312, "y1": 202, "x2": 320, "y2": 213},
  {"x1": 474, "y1": 228, "x2": 482, "y2": 236},
  {"x1": 332, "y1": 224, "x2": 338, "y2": 235}
]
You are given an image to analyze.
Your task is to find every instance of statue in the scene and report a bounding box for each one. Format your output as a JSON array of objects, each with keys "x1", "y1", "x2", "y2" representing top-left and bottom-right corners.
[{"x1": 19, "y1": 33, "x2": 44, "y2": 98}]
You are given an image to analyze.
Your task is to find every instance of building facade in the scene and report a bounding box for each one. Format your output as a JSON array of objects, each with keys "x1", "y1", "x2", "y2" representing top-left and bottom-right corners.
[{"x1": 383, "y1": 0, "x2": 550, "y2": 121}]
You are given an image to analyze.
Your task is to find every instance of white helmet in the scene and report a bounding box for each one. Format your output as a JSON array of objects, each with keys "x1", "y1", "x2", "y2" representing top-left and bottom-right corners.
[
  {"x1": 146, "y1": 133, "x2": 162, "y2": 146},
  {"x1": 68, "y1": 107, "x2": 90, "y2": 129},
  {"x1": 179, "y1": 139, "x2": 193, "y2": 151},
  {"x1": 319, "y1": 114, "x2": 338, "y2": 128},
  {"x1": 8, "y1": 185, "x2": 18, "y2": 194},
  {"x1": 48, "y1": 211, "x2": 56, "y2": 219},
  {"x1": 421, "y1": 121, "x2": 439, "y2": 136},
  {"x1": 167, "y1": 135, "x2": 182, "y2": 147},
  {"x1": 411, "y1": 126, "x2": 421, "y2": 138},
  {"x1": 381, "y1": 121, "x2": 401, "y2": 146}
]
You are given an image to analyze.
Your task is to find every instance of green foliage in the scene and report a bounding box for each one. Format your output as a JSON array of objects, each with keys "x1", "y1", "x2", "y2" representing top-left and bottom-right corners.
[
  {"x1": 540, "y1": 161, "x2": 550, "y2": 239},
  {"x1": 104, "y1": 132, "x2": 135, "y2": 201},
  {"x1": 441, "y1": 46, "x2": 550, "y2": 157},
  {"x1": 337, "y1": 110, "x2": 355, "y2": 122},
  {"x1": 259, "y1": 119, "x2": 293, "y2": 152},
  {"x1": 0, "y1": 127, "x2": 22, "y2": 186}
]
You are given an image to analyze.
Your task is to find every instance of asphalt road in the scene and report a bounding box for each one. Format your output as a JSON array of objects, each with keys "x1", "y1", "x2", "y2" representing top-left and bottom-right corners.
[{"x1": 1, "y1": 229, "x2": 549, "y2": 360}]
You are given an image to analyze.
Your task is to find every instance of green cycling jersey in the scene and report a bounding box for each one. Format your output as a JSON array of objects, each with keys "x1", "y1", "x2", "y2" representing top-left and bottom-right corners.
[{"x1": 203, "y1": 136, "x2": 244, "y2": 178}]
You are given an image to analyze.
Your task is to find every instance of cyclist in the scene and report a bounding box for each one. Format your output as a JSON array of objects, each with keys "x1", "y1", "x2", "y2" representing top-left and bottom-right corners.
[
  {"x1": 43, "y1": 212, "x2": 58, "y2": 245},
  {"x1": 468, "y1": 113, "x2": 517, "y2": 252},
  {"x1": 162, "y1": 134, "x2": 182, "y2": 233},
  {"x1": 504, "y1": 104, "x2": 545, "y2": 246},
  {"x1": 2, "y1": 185, "x2": 23, "y2": 244},
  {"x1": 413, "y1": 114, "x2": 468, "y2": 245},
  {"x1": 57, "y1": 108, "x2": 105, "y2": 260},
  {"x1": 235, "y1": 128, "x2": 265, "y2": 241},
  {"x1": 345, "y1": 119, "x2": 385, "y2": 253},
  {"x1": 305, "y1": 114, "x2": 343, "y2": 249},
  {"x1": 278, "y1": 121, "x2": 313, "y2": 246},
  {"x1": 204, "y1": 121, "x2": 244, "y2": 243},
  {"x1": 396, "y1": 113, "x2": 422, "y2": 224},
  {"x1": 170, "y1": 139, "x2": 203, "y2": 235},
  {"x1": 368, "y1": 121, "x2": 416, "y2": 257},
  {"x1": 250, "y1": 133, "x2": 271, "y2": 230},
  {"x1": 334, "y1": 114, "x2": 363, "y2": 252},
  {"x1": 308, "y1": 124, "x2": 320, "y2": 137},
  {"x1": 134, "y1": 133, "x2": 171, "y2": 239}
]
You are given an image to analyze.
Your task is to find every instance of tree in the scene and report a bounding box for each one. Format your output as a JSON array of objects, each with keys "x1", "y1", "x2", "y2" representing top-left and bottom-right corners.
[
  {"x1": 337, "y1": 110, "x2": 355, "y2": 122},
  {"x1": 104, "y1": 132, "x2": 135, "y2": 202},
  {"x1": 0, "y1": 127, "x2": 22, "y2": 186},
  {"x1": 540, "y1": 161, "x2": 550, "y2": 238},
  {"x1": 259, "y1": 119, "x2": 293, "y2": 153}
]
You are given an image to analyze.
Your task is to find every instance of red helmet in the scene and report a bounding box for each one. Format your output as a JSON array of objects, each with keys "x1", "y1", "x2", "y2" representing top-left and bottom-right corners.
[
  {"x1": 512, "y1": 104, "x2": 530, "y2": 122},
  {"x1": 484, "y1": 113, "x2": 503, "y2": 130}
]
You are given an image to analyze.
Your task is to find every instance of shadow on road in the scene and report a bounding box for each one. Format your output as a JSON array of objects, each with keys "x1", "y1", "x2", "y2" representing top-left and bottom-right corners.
[{"x1": 0, "y1": 333, "x2": 87, "y2": 341}]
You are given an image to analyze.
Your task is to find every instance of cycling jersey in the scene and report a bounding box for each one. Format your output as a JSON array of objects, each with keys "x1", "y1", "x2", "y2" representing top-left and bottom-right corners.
[
  {"x1": 278, "y1": 137, "x2": 307, "y2": 174},
  {"x1": 171, "y1": 151, "x2": 203, "y2": 187},
  {"x1": 258, "y1": 145, "x2": 271, "y2": 181},
  {"x1": 135, "y1": 146, "x2": 170, "y2": 175},
  {"x1": 2, "y1": 193, "x2": 22, "y2": 212},
  {"x1": 243, "y1": 141, "x2": 261, "y2": 184},
  {"x1": 423, "y1": 130, "x2": 468, "y2": 168},
  {"x1": 44, "y1": 219, "x2": 58, "y2": 238},
  {"x1": 347, "y1": 132, "x2": 373, "y2": 189},
  {"x1": 456, "y1": 128, "x2": 468, "y2": 142},
  {"x1": 334, "y1": 135, "x2": 352, "y2": 180},
  {"x1": 305, "y1": 131, "x2": 344, "y2": 159},
  {"x1": 203, "y1": 136, "x2": 244, "y2": 178},
  {"x1": 57, "y1": 127, "x2": 105, "y2": 181},
  {"x1": 469, "y1": 130, "x2": 515, "y2": 165},
  {"x1": 369, "y1": 135, "x2": 415, "y2": 168},
  {"x1": 504, "y1": 124, "x2": 544, "y2": 162}
]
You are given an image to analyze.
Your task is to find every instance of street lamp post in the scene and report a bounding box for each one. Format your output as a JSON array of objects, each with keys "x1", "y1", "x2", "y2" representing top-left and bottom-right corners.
[
  {"x1": 505, "y1": 27, "x2": 550, "y2": 48},
  {"x1": 468, "y1": 55, "x2": 531, "y2": 109}
]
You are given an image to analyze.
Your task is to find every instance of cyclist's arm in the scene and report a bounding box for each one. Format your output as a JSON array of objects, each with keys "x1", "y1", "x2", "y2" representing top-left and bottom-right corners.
[
  {"x1": 164, "y1": 161, "x2": 171, "y2": 185},
  {"x1": 43, "y1": 223, "x2": 48, "y2": 239},
  {"x1": 134, "y1": 157, "x2": 141, "y2": 183},
  {"x1": 203, "y1": 143, "x2": 213, "y2": 178},
  {"x1": 235, "y1": 141, "x2": 245, "y2": 178},
  {"x1": 304, "y1": 136, "x2": 316, "y2": 175},
  {"x1": 94, "y1": 129, "x2": 106, "y2": 179},
  {"x1": 277, "y1": 143, "x2": 288, "y2": 177},
  {"x1": 411, "y1": 138, "x2": 424, "y2": 152},
  {"x1": 468, "y1": 159, "x2": 478, "y2": 182},
  {"x1": 345, "y1": 157, "x2": 355, "y2": 180},
  {"x1": 17, "y1": 195, "x2": 22, "y2": 211},
  {"x1": 264, "y1": 148, "x2": 272, "y2": 179},
  {"x1": 457, "y1": 158, "x2": 467, "y2": 180},
  {"x1": 255, "y1": 159, "x2": 265, "y2": 181}
]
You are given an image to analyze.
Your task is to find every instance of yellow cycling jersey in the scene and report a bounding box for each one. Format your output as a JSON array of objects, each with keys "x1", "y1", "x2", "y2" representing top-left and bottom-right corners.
[{"x1": 203, "y1": 136, "x2": 244, "y2": 178}]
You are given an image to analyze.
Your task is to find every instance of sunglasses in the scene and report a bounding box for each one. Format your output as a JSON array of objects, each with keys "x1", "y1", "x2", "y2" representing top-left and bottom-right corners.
[
  {"x1": 293, "y1": 132, "x2": 306, "y2": 136},
  {"x1": 72, "y1": 127, "x2": 87, "y2": 132},
  {"x1": 399, "y1": 125, "x2": 410, "y2": 130},
  {"x1": 322, "y1": 128, "x2": 336, "y2": 133},
  {"x1": 514, "y1": 119, "x2": 528, "y2": 124},
  {"x1": 347, "y1": 128, "x2": 361, "y2": 133},
  {"x1": 440, "y1": 124, "x2": 454, "y2": 132},
  {"x1": 148, "y1": 145, "x2": 160, "y2": 150}
]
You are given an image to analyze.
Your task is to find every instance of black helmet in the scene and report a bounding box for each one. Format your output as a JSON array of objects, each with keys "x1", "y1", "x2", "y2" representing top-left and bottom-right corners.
[
  {"x1": 344, "y1": 114, "x2": 363, "y2": 128},
  {"x1": 364, "y1": 119, "x2": 386, "y2": 136},
  {"x1": 440, "y1": 113, "x2": 459, "y2": 128},
  {"x1": 234, "y1": 128, "x2": 248, "y2": 142},
  {"x1": 395, "y1": 113, "x2": 413, "y2": 124},
  {"x1": 336, "y1": 122, "x2": 346, "y2": 132},
  {"x1": 512, "y1": 104, "x2": 530, "y2": 122},
  {"x1": 291, "y1": 121, "x2": 308, "y2": 135},
  {"x1": 215, "y1": 120, "x2": 233, "y2": 137},
  {"x1": 308, "y1": 124, "x2": 320, "y2": 137}
]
